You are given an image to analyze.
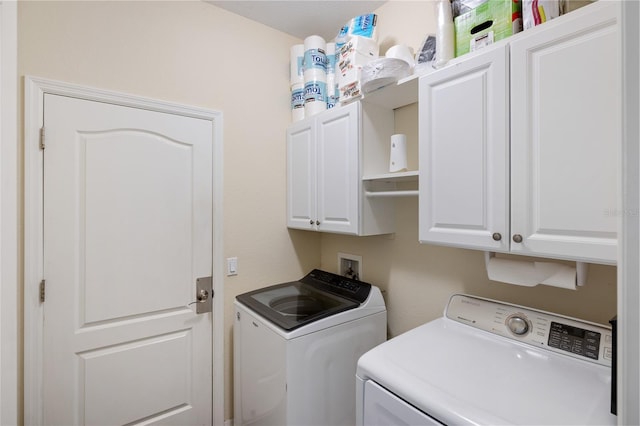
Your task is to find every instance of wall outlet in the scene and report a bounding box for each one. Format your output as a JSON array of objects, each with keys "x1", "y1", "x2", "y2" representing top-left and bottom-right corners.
[{"x1": 338, "y1": 252, "x2": 362, "y2": 281}]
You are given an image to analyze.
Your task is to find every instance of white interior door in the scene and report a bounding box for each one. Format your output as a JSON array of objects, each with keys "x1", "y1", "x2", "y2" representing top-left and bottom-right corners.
[{"x1": 42, "y1": 93, "x2": 213, "y2": 425}]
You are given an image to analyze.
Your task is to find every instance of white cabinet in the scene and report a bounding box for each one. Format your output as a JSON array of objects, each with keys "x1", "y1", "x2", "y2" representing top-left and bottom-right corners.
[
  {"x1": 419, "y1": 1, "x2": 619, "y2": 264},
  {"x1": 509, "y1": 2, "x2": 619, "y2": 263},
  {"x1": 287, "y1": 101, "x2": 395, "y2": 235},
  {"x1": 419, "y1": 42, "x2": 510, "y2": 252}
]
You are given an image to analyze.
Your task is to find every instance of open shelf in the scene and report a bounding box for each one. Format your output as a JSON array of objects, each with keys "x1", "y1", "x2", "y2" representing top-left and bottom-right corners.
[
  {"x1": 361, "y1": 74, "x2": 419, "y2": 110},
  {"x1": 362, "y1": 170, "x2": 419, "y2": 183}
]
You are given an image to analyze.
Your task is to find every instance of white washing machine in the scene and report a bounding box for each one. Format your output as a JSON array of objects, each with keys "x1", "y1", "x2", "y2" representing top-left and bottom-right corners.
[
  {"x1": 357, "y1": 294, "x2": 616, "y2": 425},
  {"x1": 234, "y1": 269, "x2": 386, "y2": 426}
]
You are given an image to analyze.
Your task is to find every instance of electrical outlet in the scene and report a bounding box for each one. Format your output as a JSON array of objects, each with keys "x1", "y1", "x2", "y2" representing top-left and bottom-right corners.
[{"x1": 338, "y1": 252, "x2": 362, "y2": 280}]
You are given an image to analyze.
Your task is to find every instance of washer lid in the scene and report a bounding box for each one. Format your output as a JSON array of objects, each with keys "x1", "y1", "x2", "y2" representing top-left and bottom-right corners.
[
  {"x1": 236, "y1": 270, "x2": 371, "y2": 331},
  {"x1": 357, "y1": 317, "x2": 615, "y2": 425}
]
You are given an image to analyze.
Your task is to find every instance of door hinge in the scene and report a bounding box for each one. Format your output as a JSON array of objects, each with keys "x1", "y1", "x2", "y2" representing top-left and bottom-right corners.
[
  {"x1": 39, "y1": 127, "x2": 45, "y2": 150},
  {"x1": 39, "y1": 279, "x2": 46, "y2": 303}
]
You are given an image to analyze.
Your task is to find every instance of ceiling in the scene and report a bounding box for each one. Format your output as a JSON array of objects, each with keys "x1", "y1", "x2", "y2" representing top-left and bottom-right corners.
[{"x1": 207, "y1": 1, "x2": 387, "y2": 41}]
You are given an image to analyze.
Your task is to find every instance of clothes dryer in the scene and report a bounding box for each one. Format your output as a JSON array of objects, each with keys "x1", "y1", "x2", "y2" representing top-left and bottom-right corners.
[{"x1": 357, "y1": 294, "x2": 615, "y2": 425}]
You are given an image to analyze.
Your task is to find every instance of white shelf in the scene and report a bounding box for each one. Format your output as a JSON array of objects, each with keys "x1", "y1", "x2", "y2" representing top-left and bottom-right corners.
[
  {"x1": 361, "y1": 74, "x2": 419, "y2": 109},
  {"x1": 362, "y1": 170, "x2": 419, "y2": 183},
  {"x1": 365, "y1": 190, "x2": 418, "y2": 198}
]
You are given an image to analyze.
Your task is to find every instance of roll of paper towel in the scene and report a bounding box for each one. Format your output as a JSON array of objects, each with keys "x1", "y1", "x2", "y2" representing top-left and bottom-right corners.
[
  {"x1": 304, "y1": 35, "x2": 327, "y2": 73},
  {"x1": 389, "y1": 134, "x2": 408, "y2": 172},
  {"x1": 485, "y1": 253, "x2": 577, "y2": 290},
  {"x1": 291, "y1": 83, "x2": 305, "y2": 122},
  {"x1": 304, "y1": 78, "x2": 327, "y2": 116},
  {"x1": 290, "y1": 44, "x2": 304, "y2": 86},
  {"x1": 326, "y1": 42, "x2": 337, "y2": 76}
]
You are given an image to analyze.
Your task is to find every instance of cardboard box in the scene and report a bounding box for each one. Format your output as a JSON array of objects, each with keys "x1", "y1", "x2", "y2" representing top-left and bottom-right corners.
[{"x1": 454, "y1": 0, "x2": 522, "y2": 57}]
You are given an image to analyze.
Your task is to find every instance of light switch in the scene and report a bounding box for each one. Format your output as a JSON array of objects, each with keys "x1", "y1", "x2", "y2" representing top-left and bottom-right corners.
[{"x1": 227, "y1": 257, "x2": 238, "y2": 276}]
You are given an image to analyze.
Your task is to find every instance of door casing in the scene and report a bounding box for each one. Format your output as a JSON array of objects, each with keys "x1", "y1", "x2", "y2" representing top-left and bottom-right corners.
[{"x1": 23, "y1": 76, "x2": 225, "y2": 426}]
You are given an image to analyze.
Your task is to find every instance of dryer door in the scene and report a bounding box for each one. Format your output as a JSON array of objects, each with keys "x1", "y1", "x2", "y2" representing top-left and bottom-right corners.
[{"x1": 363, "y1": 380, "x2": 443, "y2": 426}]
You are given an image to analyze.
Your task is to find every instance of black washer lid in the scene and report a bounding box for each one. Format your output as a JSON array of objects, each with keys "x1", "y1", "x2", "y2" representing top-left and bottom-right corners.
[{"x1": 235, "y1": 269, "x2": 372, "y2": 331}]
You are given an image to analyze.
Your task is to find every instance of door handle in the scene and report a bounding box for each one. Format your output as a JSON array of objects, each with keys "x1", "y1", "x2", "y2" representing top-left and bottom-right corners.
[{"x1": 188, "y1": 276, "x2": 213, "y2": 314}]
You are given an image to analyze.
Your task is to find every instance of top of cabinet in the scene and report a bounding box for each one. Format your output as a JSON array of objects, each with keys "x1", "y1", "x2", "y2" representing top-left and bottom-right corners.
[{"x1": 361, "y1": 74, "x2": 418, "y2": 109}]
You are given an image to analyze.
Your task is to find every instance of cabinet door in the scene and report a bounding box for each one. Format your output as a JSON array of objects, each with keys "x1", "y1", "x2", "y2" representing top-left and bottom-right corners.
[
  {"x1": 287, "y1": 120, "x2": 316, "y2": 230},
  {"x1": 316, "y1": 102, "x2": 360, "y2": 234},
  {"x1": 419, "y1": 43, "x2": 510, "y2": 251},
  {"x1": 510, "y1": 2, "x2": 619, "y2": 263}
]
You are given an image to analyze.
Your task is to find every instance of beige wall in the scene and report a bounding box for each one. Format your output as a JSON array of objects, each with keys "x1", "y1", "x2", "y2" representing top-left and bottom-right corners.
[
  {"x1": 18, "y1": 0, "x2": 616, "y2": 424},
  {"x1": 18, "y1": 1, "x2": 320, "y2": 421}
]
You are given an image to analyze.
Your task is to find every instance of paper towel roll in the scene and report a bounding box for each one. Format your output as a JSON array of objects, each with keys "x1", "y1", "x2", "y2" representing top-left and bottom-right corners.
[
  {"x1": 485, "y1": 253, "x2": 577, "y2": 290},
  {"x1": 385, "y1": 44, "x2": 415, "y2": 68},
  {"x1": 291, "y1": 83, "x2": 305, "y2": 122},
  {"x1": 326, "y1": 73, "x2": 338, "y2": 109},
  {"x1": 290, "y1": 44, "x2": 304, "y2": 86},
  {"x1": 326, "y1": 42, "x2": 337, "y2": 76},
  {"x1": 304, "y1": 35, "x2": 327, "y2": 73},
  {"x1": 303, "y1": 67, "x2": 327, "y2": 84},
  {"x1": 304, "y1": 79, "x2": 327, "y2": 116},
  {"x1": 389, "y1": 134, "x2": 408, "y2": 172}
]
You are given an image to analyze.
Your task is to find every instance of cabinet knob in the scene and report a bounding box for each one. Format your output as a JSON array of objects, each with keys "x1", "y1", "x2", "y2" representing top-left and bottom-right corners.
[
  {"x1": 316, "y1": 220, "x2": 320, "y2": 226},
  {"x1": 492, "y1": 233, "x2": 502, "y2": 241},
  {"x1": 310, "y1": 219, "x2": 314, "y2": 225},
  {"x1": 512, "y1": 234, "x2": 523, "y2": 243}
]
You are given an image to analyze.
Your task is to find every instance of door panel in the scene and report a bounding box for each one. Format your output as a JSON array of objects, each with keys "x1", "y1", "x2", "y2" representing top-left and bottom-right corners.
[
  {"x1": 83, "y1": 130, "x2": 193, "y2": 323},
  {"x1": 316, "y1": 103, "x2": 359, "y2": 234},
  {"x1": 510, "y1": 3, "x2": 619, "y2": 262},
  {"x1": 43, "y1": 93, "x2": 213, "y2": 425},
  {"x1": 419, "y1": 43, "x2": 510, "y2": 251},
  {"x1": 287, "y1": 122, "x2": 316, "y2": 230}
]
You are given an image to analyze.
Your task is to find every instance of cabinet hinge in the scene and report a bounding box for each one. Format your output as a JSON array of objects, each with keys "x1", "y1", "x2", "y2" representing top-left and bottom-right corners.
[
  {"x1": 39, "y1": 279, "x2": 46, "y2": 303},
  {"x1": 39, "y1": 127, "x2": 45, "y2": 150}
]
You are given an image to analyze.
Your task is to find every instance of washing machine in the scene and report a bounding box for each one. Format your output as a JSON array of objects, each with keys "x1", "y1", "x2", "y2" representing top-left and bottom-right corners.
[
  {"x1": 356, "y1": 293, "x2": 616, "y2": 425},
  {"x1": 234, "y1": 269, "x2": 386, "y2": 426}
]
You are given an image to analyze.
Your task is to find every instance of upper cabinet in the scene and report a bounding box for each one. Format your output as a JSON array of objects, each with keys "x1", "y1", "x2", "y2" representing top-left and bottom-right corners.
[
  {"x1": 419, "y1": 42, "x2": 510, "y2": 252},
  {"x1": 287, "y1": 101, "x2": 396, "y2": 235},
  {"x1": 419, "y1": 1, "x2": 620, "y2": 264}
]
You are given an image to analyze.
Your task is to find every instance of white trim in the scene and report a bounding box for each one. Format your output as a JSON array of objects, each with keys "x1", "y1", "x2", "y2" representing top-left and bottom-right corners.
[
  {"x1": 23, "y1": 76, "x2": 225, "y2": 425},
  {"x1": 620, "y1": 1, "x2": 640, "y2": 424},
  {"x1": 0, "y1": 1, "x2": 18, "y2": 425}
]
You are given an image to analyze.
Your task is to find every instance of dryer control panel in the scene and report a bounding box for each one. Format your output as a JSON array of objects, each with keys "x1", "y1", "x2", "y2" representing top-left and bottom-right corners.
[{"x1": 445, "y1": 294, "x2": 613, "y2": 367}]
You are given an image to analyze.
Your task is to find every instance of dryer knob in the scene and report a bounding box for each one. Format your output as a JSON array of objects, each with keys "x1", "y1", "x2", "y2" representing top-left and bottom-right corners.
[{"x1": 507, "y1": 316, "x2": 529, "y2": 335}]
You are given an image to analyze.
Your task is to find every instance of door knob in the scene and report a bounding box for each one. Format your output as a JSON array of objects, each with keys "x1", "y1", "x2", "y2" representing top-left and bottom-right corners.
[{"x1": 197, "y1": 289, "x2": 209, "y2": 302}]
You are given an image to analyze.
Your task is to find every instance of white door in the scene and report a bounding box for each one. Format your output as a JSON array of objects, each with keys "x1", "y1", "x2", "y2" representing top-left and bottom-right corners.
[
  {"x1": 510, "y1": 1, "x2": 619, "y2": 263},
  {"x1": 287, "y1": 120, "x2": 316, "y2": 231},
  {"x1": 42, "y1": 93, "x2": 213, "y2": 425},
  {"x1": 419, "y1": 43, "x2": 510, "y2": 251},
  {"x1": 316, "y1": 102, "x2": 359, "y2": 235}
]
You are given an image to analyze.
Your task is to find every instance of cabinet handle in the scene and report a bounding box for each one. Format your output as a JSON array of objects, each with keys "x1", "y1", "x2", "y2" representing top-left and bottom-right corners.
[
  {"x1": 492, "y1": 233, "x2": 502, "y2": 241},
  {"x1": 310, "y1": 219, "x2": 314, "y2": 225},
  {"x1": 316, "y1": 220, "x2": 320, "y2": 226},
  {"x1": 512, "y1": 234, "x2": 523, "y2": 243}
]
